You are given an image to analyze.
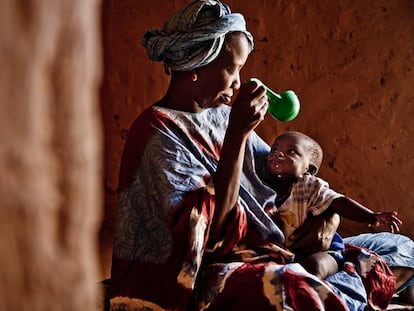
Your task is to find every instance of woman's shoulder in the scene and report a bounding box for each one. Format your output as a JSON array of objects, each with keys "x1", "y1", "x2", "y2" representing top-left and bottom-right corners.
[{"x1": 129, "y1": 105, "x2": 180, "y2": 131}]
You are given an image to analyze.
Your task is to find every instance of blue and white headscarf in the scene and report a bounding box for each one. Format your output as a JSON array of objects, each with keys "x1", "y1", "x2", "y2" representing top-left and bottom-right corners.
[{"x1": 142, "y1": 0, "x2": 254, "y2": 72}]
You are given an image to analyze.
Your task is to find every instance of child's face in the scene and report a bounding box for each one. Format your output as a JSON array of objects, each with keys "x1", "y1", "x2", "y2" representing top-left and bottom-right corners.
[{"x1": 267, "y1": 135, "x2": 312, "y2": 179}]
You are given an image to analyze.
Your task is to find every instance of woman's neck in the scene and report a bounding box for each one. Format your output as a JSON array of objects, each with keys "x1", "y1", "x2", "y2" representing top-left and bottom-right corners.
[
  {"x1": 158, "y1": 89, "x2": 203, "y2": 113},
  {"x1": 157, "y1": 72, "x2": 204, "y2": 113}
]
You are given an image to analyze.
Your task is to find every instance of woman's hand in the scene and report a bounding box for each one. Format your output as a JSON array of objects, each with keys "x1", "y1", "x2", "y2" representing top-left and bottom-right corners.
[
  {"x1": 370, "y1": 211, "x2": 402, "y2": 233},
  {"x1": 211, "y1": 81, "x2": 268, "y2": 242},
  {"x1": 229, "y1": 80, "x2": 269, "y2": 135}
]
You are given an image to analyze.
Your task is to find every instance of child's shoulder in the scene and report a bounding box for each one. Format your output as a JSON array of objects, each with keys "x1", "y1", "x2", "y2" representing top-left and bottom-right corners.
[{"x1": 299, "y1": 173, "x2": 330, "y2": 189}]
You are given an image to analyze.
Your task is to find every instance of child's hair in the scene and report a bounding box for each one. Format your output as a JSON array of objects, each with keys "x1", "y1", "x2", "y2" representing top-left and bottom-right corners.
[{"x1": 276, "y1": 131, "x2": 323, "y2": 175}]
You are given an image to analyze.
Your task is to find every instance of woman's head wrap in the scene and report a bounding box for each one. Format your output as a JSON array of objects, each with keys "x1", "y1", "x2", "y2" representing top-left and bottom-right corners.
[{"x1": 142, "y1": 0, "x2": 254, "y2": 72}]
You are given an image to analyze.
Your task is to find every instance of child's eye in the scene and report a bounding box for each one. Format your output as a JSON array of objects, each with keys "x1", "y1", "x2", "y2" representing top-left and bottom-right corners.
[{"x1": 288, "y1": 149, "x2": 298, "y2": 155}]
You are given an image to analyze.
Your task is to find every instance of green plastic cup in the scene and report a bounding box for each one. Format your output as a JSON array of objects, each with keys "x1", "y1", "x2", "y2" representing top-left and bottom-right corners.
[{"x1": 249, "y1": 78, "x2": 300, "y2": 122}]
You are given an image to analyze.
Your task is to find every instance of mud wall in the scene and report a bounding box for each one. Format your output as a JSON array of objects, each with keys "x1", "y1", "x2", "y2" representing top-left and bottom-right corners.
[
  {"x1": 0, "y1": 0, "x2": 103, "y2": 309},
  {"x1": 100, "y1": 0, "x2": 414, "y2": 279}
]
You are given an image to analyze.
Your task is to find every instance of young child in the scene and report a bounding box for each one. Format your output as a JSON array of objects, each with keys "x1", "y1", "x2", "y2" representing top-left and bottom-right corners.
[{"x1": 263, "y1": 131, "x2": 402, "y2": 279}]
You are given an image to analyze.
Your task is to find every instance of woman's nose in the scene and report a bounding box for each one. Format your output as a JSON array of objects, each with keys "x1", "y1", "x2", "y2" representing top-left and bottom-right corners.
[{"x1": 232, "y1": 73, "x2": 241, "y2": 89}]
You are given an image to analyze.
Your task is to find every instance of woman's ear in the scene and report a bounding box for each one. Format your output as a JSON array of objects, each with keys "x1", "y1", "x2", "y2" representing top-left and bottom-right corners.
[{"x1": 307, "y1": 165, "x2": 317, "y2": 175}]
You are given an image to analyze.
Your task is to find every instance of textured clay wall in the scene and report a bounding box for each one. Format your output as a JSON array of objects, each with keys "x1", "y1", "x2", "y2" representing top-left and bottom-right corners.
[{"x1": 100, "y1": 0, "x2": 414, "y2": 279}]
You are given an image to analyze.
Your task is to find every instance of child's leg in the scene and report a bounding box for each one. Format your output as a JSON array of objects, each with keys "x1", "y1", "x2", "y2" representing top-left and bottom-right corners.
[
  {"x1": 392, "y1": 267, "x2": 414, "y2": 305},
  {"x1": 299, "y1": 251, "x2": 339, "y2": 280},
  {"x1": 400, "y1": 285, "x2": 414, "y2": 306}
]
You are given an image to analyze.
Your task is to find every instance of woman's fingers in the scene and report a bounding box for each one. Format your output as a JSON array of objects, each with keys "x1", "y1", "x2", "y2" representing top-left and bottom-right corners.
[{"x1": 230, "y1": 81, "x2": 268, "y2": 133}]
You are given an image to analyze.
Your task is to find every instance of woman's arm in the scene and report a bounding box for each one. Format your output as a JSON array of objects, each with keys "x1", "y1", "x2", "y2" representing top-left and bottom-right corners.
[
  {"x1": 210, "y1": 81, "x2": 268, "y2": 240},
  {"x1": 330, "y1": 196, "x2": 402, "y2": 233}
]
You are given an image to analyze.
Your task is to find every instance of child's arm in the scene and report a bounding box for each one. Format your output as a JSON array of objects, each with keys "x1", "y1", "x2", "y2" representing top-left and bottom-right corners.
[{"x1": 330, "y1": 197, "x2": 402, "y2": 233}]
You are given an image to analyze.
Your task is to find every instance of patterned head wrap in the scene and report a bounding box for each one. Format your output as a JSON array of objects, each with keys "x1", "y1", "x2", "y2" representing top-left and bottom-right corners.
[{"x1": 142, "y1": 0, "x2": 254, "y2": 72}]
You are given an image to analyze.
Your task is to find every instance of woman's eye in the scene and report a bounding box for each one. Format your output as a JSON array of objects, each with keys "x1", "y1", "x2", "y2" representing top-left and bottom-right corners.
[
  {"x1": 227, "y1": 66, "x2": 240, "y2": 75},
  {"x1": 227, "y1": 68, "x2": 236, "y2": 75}
]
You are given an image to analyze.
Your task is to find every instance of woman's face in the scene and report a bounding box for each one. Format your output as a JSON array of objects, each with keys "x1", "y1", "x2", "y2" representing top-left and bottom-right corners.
[
  {"x1": 267, "y1": 135, "x2": 312, "y2": 179},
  {"x1": 195, "y1": 33, "x2": 250, "y2": 108}
]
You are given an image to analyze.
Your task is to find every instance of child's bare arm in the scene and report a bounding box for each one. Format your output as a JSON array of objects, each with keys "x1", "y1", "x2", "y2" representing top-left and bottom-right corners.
[{"x1": 330, "y1": 197, "x2": 402, "y2": 233}]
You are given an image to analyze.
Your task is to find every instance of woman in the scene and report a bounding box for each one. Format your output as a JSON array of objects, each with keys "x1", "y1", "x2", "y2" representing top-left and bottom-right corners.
[{"x1": 109, "y1": 1, "x2": 411, "y2": 310}]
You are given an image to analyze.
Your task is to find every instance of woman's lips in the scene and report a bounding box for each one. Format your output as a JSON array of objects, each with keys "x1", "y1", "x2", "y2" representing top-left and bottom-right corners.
[{"x1": 221, "y1": 94, "x2": 231, "y2": 104}]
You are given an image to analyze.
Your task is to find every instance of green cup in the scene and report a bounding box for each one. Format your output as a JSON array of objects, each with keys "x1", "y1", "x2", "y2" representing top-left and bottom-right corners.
[{"x1": 249, "y1": 78, "x2": 300, "y2": 122}]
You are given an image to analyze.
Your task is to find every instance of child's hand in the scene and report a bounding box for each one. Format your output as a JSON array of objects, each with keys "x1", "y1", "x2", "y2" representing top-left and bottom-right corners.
[{"x1": 370, "y1": 211, "x2": 402, "y2": 233}]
